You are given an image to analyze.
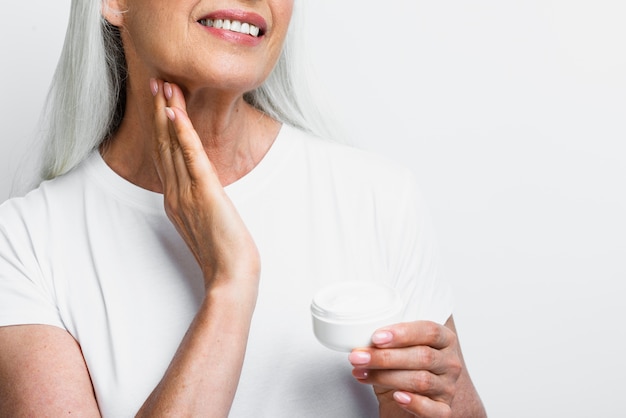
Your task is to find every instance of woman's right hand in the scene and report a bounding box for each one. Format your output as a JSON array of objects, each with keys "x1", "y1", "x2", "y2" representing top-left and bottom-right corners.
[{"x1": 150, "y1": 78, "x2": 260, "y2": 294}]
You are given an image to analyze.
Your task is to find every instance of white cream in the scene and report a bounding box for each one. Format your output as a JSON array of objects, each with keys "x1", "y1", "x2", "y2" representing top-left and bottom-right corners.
[
  {"x1": 198, "y1": 19, "x2": 261, "y2": 37},
  {"x1": 310, "y1": 281, "x2": 404, "y2": 352}
]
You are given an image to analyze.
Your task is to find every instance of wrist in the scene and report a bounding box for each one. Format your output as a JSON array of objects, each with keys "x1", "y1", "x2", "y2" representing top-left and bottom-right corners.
[{"x1": 203, "y1": 280, "x2": 258, "y2": 318}]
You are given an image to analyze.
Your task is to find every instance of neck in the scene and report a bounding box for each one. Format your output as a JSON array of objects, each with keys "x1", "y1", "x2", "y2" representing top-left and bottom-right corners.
[{"x1": 101, "y1": 79, "x2": 281, "y2": 192}]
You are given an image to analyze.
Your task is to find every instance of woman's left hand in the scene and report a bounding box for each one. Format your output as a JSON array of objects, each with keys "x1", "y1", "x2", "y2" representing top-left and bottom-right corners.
[{"x1": 348, "y1": 320, "x2": 463, "y2": 418}]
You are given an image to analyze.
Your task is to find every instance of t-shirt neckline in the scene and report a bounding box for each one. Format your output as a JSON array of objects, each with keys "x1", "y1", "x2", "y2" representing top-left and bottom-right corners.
[{"x1": 85, "y1": 123, "x2": 293, "y2": 213}]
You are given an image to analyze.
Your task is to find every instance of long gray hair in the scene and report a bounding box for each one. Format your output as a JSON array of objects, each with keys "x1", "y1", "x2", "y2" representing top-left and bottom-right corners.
[{"x1": 39, "y1": 0, "x2": 337, "y2": 181}]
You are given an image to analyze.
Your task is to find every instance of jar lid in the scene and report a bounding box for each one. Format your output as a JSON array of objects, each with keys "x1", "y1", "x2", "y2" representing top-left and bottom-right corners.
[{"x1": 310, "y1": 281, "x2": 403, "y2": 322}]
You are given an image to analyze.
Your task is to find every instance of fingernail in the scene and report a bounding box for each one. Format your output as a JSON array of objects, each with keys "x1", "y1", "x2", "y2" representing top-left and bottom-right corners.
[
  {"x1": 352, "y1": 369, "x2": 369, "y2": 380},
  {"x1": 393, "y1": 391, "x2": 412, "y2": 405},
  {"x1": 372, "y1": 330, "x2": 393, "y2": 345},
  {"x1": 348, "y1": 351, "x2": 370, "y2": 365},
  {"x1": 150, "y1": 78, "x2": 158, "y2": 96},
  {"x1": 165, "y1": 107, "x2": 175, "y2": 121},
  {"x1": 164, "y1": 82, "x2": 173, "y2": 100}
]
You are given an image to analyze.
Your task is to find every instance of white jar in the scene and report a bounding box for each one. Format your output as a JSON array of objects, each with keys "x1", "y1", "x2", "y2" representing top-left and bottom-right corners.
[{"x1": 310, "y1": 281, "x2": 404, "y2": 352}]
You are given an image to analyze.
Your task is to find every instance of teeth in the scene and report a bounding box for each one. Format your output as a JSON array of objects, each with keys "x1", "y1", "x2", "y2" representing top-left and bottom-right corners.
[{"x1": 198, "y1": 19, "x2": 261, "y2": 37}]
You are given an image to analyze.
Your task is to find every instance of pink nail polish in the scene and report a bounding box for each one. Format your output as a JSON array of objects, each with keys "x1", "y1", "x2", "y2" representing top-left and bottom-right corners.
[
  {"x1": 372, "y1": 330, "x2": 393, "y2": 345},
  {"x1": 353, "y1": 369, "x2": 369, "y2": 380},
  {"x1": 150, "y1": 79, "x2": 158, "y2": 96},
  {"x1": 393, "y1": 391, "x2": 412, "y2": 405},
  {"x1": 165, "y1": 107, "x2": 175, "y2": 121},
  {"x1": 164, "y1": 82, "x2": 173, "y2": 100},
  {"x1": 348, "y1": 351, "x2": 370, "y2": 365}
]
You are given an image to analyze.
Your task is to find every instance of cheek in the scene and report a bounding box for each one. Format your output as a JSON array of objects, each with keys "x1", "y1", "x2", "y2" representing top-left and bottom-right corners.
[
  {"x1": 121, "y1": 13, "x2": 189, "y2": 72},
  {"x1": 267, "y1": 1, "x2": 294, "y2": 59},
  {"x1": 274, "y1": 0, "x2": 295, "y2": 34}
]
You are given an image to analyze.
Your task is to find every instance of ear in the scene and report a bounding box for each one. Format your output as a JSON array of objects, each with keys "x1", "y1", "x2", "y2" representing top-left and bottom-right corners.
[{"x1": 102, "y1": 0, "x2": 127, "y2": 27}]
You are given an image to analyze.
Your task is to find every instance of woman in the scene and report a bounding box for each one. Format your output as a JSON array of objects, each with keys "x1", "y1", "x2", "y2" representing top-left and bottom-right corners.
[{"x1": 0, "y1": 0, "x2": 486, "y2": 416}]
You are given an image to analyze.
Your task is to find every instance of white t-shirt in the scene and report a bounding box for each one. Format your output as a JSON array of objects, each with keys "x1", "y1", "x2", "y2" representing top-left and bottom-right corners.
[{"x1": 0, "y1": 124, "x2": 453, "y2": 417}]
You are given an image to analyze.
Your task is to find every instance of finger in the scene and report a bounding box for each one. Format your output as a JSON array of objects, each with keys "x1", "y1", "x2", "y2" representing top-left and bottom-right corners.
[
  {"x1": 354, "y1": 368, "x2": 453, "y2": 402},
  {"x1": 151, "y1": 78, "x2": 178, "y2": 195},
  {"x1": 392, "y1": 391, "x2": 452, "y2": 418},
  {"x1": 372, "y1": 321, "x2": 457, "y2": 350},
  {"x1": 164, "y1": 82, "x2": 224, "y2": 191},
  {"x1": 163, "y1": 105, "x2": 217, "y2": 187},
  {"x1": 164, "y1": 82, "x2": 194, "y2": 188},
  {"x1": 164, "y1": 106, "x2": 192, "y2": 189},
  {"x1": 150, "y1": 78, "x2": 166, "y2": 185},
  {"x1": 350, "y1": 345, "x2": 450, "y2": 375},
  {"x1": 164, "y1": 80, "x2": 187, "y2": 112},
  {"x1": 164, "y1": 82, "x2": 211, "y2": 178}
]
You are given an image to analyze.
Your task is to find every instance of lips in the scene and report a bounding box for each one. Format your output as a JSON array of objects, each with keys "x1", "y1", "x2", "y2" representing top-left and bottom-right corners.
[
  {"x1": 197, "y1": 10, "x2": 267, "y2": 38},
  {"x1": 198, "y1": 18, "x2": 262, "y2": 37}
]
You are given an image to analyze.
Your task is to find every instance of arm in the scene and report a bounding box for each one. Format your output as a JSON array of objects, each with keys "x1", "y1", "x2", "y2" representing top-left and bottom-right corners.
[
  {"x1": 349, "y1": 315, "x2": 487, "y2": 418},
  {"x1": 136, "y1": 285, "x2": 256, "y2": 416},
  {"x1": 138, "y1": 79, "x2": 261, "y2": 416},
  {"x1": 0, "y1": 289, "x2": 255, "y2": 417},
  {"x1": 0, "y1": 325, "x2": 101, "y2": 416},
  {"x1": 0, "y1": 288, "x2": 256, "y2": 418}
]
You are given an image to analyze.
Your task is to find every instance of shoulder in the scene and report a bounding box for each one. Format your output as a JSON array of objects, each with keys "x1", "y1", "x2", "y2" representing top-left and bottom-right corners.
[
  {"x1": 0, "y1": 154, "x2": 95, "y2": 238},
  {"x1": 0, "y1": 165, "x2": 95, "y2": 331},
  {"x1": 282, "y1": 124, "x2": 417, "y2": 192}
]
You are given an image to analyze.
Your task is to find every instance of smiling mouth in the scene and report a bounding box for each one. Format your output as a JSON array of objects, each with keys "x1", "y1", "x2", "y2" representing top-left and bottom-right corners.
[{"x1": 198, "y1": 19, "x2": 263, "y2": 37}]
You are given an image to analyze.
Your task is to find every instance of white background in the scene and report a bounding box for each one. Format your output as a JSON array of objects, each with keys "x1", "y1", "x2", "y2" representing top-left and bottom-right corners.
[{"x1": 1, "y1": 1, "x2": 625, "y2": 417}]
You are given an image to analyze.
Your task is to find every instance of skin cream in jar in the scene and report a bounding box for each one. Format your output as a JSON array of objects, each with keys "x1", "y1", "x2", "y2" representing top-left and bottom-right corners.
[{"x1": 311, "y1": 281, "x2": 404, "y2": 352}]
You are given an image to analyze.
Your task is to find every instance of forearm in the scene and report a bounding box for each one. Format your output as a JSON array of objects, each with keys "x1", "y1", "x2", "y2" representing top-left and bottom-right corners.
[{"x1": 136, "y1": 285, "x2": 256, "y2": 417}]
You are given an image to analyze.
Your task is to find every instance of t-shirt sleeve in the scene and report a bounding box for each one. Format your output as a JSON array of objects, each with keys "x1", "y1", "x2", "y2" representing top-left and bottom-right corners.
[
  {"x1": 386, "y1": 170, "x2": 454, "y2": 325},
  {"x1": 0, "y1": 201, "x2": 65, "y2": 329}
]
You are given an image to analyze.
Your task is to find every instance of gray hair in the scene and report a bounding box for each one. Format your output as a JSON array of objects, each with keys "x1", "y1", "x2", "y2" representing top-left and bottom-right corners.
[{"x1": 39, "y1": 0, "x2": 338, "y2": 181}]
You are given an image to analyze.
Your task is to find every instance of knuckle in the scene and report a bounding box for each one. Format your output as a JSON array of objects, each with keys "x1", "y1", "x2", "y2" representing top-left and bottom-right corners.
[
  {"x1": 170, "y1": 140, "x2": 181, "y2": 154},
  {"x1": 164, "y1": 198, "x2": 179, "y2": 216},
  {"x1": 157, "y1": 140, "x2": 170, "y2": 155},
  {"x1": 182, "y1": 146, "x2": 197, "y2": 165},
  {"x1": 409, "y1": 370, "x2": 435, "y2": 394},
  {"x1": 449, "y1": 356, "x2": 462, "y2": 377},
  {"x1": 443, "y1": 349, "x2": 462, "y2": 378},
  {"x1": 425, "y1": 322, "x2": 443, "y2": 345},
  {"x1": 416, "y1": 346, "x2": 436, "y2": 366}
]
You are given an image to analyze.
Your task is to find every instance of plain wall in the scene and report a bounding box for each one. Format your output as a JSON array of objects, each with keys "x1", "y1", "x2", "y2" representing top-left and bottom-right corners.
[{"x1": 1, "y1": 1, "x2": 625, "y2": 417}]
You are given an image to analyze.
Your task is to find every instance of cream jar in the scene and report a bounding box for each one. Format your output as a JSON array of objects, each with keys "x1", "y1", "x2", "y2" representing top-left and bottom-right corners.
[{"x1": 310, "y1": 281, "x2": 404, "y2": 352}]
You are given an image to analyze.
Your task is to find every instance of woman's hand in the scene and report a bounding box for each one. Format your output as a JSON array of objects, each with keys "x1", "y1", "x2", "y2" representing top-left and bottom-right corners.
[
  {"x1": 136, "y1": 79, "x2": 261, "y2": 416},
  {"x1": 348, "y1": 320, "x2": 463, "y2": 418},
  {"x1": 150, "y1": 78, "x2": 260, "y2": 291}
]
